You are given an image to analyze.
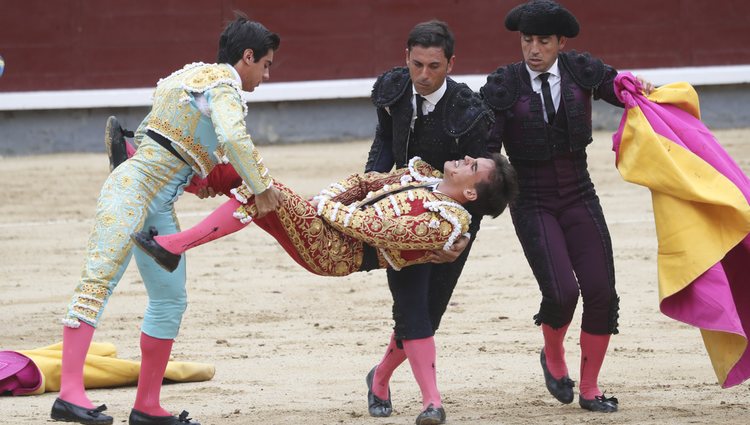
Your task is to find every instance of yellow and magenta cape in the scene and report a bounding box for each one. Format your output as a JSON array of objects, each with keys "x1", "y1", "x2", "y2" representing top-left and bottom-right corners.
[{"x1": 613, "y1": 72, "x2": 750, "y2": 388}]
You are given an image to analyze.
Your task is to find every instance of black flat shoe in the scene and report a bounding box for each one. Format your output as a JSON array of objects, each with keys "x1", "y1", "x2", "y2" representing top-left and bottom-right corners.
[
  {"x1": 50, "y1": 398, "x2": 113, "y2": 425},
  {"x1": 104, "y1": 115, "x2": 133, "y2": 172},
  {"x1": 540, "y1": 348, "x2": 575, "y2": 404},
  {"x1": 131, "y1": 226, "x2": 181, "y2": 272},
  {"x1": 579, "y1": 393, "x2": 618, "y2": 413},
  {"x1": 415, "y1": 403, "x2": 446, "y2": 425},
  {"x1": 129, "y1": 409, "x2": 200, "y2": 425},
  {"x1": 366, "y1": 366, "x2": 392, "y2": 417}
]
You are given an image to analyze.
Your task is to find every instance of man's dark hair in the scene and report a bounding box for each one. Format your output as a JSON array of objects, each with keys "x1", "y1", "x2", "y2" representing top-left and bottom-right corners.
[
  {"x1": 464, "y1": 153, "x2": 519, "y2": 218},
  {"x1": 217, "y1": 14, "x2": 280, "y2": 64},
  {"x1": 407, "y1": 20, "x2": 455, "y2": 60}
]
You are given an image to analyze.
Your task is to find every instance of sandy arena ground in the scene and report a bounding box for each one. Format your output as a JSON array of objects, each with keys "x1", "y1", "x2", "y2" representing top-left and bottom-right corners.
[{"x1": 1, "y1": 130, "x2": 749, "y2": 424}]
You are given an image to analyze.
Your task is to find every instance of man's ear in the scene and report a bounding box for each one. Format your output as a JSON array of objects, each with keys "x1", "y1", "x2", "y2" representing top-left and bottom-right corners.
[
  {"x1": 243, "y1": 48, "x2": 255, "y2": 65},
  {"x1": 463, "y1": 187, "x2": 478, "y2": 202}
]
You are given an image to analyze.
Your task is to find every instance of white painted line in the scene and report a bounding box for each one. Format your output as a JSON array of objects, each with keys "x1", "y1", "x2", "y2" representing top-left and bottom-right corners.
[{"x1": 2, "y1": 65, "x2": 749, "y2": 111}]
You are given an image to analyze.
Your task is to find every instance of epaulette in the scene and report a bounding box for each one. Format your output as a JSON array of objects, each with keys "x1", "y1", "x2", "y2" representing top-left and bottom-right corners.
[
  {"x1": 443, "y1": 81, "x2": 492, "y2": 137},
  {"x1": 371, "y1": 67, "x2": 411, "y2": 108},
  {"x1": 480, "y1": 64, "x2": 520, "y2": 112},
  {"x1": 181, "y1": 63, "x2": 239, "y2": 93},
  {"x1": 560, "y1": 50, "x2": 607, "y2": 89}
]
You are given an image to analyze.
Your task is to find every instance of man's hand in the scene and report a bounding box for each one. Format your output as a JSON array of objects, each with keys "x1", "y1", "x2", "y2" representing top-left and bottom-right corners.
[
  {"x1": 253, "y1": 186, "x2": 284, "y2": 218},
  {"x1": 195, "y1": 187, "x2": 222, "y2": 199},
  {"x1": 427, "y1": 235, "x2": 469, "y2": 264},
  {"x1": 636, "y1": 75, "x2": 655, "y2": 95}
]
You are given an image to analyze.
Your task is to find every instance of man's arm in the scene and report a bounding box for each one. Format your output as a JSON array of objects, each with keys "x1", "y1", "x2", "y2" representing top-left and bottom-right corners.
[
  {"x1": 593, "y1": 65, "x2": 624, "y2": 107},
  {"x1": 364, "y1": 107, "x2": 396, "y2": 173},
  {"x1": 206, "y1": 85, "x2": 282, "y2": 216},
  {"x1": 317, "y1": 167, "x2": 412, "y2": 207},
  {"x1": 485, "y1": 111, "x2": 506, "y2": 155}
]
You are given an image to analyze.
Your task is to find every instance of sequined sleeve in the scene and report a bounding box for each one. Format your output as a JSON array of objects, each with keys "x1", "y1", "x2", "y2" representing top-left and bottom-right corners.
[
  {"x1": 206, "y1": 85, "x2": 273, "y2": 194},
  {"x1": 319, "y1": 168, "x2": 410, "y2": 207},
  {"x1": 318, "y1": 194, "x2": 468, "y2": 251}
]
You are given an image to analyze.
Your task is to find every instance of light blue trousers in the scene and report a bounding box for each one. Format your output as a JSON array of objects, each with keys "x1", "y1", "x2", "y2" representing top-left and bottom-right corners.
[{"x1": 64, "y1": 137, "x2": 194, "y2": 339}]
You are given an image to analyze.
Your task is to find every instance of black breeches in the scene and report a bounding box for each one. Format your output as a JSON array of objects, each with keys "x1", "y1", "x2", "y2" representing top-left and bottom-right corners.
[
  {"x1": 387, "y1": 234, "x2": 476, "y2": 341},
  {"x1": 510, "y1": 154, "x2": 619, "y2": 335}
]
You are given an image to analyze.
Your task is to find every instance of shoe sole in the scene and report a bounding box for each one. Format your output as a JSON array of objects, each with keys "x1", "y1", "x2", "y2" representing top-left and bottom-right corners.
[
  {"x1": 104, "y1": 116, "x2": 128, "y2": 172},
  {"x1": 104, "y1": 116, "x2": 117, "y2": 172},
  {"x1": 50, "y1": 412, "x2": 113, "y2": 425},
  {"x1": 130, "y1": 232, "x2": 179, "y2": 273}
]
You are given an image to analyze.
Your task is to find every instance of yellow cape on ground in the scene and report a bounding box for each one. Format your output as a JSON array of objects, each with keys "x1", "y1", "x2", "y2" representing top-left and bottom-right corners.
[{"x1": 17, "y1": 342, "x2": 215, "y2": 395}]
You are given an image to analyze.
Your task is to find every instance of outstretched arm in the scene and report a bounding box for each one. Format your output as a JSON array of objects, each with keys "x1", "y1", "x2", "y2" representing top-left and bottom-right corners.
[{"x1": 206, "y1": 85, "x2": 281, "y2": 216}]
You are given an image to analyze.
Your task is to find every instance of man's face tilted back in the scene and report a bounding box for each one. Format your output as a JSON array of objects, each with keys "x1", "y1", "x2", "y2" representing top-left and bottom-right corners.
[
  {"x1": 442, "y1": 156, "x2": 495, "y2": 203},
  {"x1": 405, "y1": 45, "x2": 454, "y2": 96},
  {"x1": 521, "y1": 33, "x2": 566, "y2": 73}
]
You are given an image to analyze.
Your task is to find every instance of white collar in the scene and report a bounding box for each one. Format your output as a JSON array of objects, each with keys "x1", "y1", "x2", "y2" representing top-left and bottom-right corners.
[
  {"x1": 226, "y1": 64, "x2": 242, "y2": 85},
  {"x1": 414, "y1": 78, "x2": 448, "y2": 105},
  {"x1": 525, "y1": 59, "x2": 560, "y2": 81}
]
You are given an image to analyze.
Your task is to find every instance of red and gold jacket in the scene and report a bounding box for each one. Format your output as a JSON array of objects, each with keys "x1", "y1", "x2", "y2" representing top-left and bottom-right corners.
[
  {"x1": 314, "y1": 157, "x2": 472, "y2": 270},
  {"x1": 230, "y1": 157, "x2": 472, "y2": 274}
]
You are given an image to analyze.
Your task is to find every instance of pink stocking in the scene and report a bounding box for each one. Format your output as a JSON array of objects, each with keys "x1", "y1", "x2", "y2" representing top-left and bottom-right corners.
[
  {"x1": 542, "y1": 322, "x2": 570, "y2": 379},
  {"x1": 372, "y1": 333, "x2": 407, "y2": 400},
  {"x1": 402, "y1": 336, "x2": 441, "y2": 410},
  {"x1": 155, "y1": 198, "x2": 250, "y2": 255},
  {"x1": 579, "y1": 331, "x2": 611, "y2": 399},
  {"x1": 59, "y1": 323, "x2": 96, "y2": 408},
  {"x1": 133, "y1": 333, "x2": 174, "y2": 417},
  {"x1": 125, "y1": 140, "x2": 136, "y2": 158}
]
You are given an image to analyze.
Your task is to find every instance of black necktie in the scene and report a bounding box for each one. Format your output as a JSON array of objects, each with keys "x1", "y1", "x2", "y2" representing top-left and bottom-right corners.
[
  {"x1": 415, "y1": 94, "x2": 425, "y2": 120},
  {"x1": 538, "y1": 72, "x2": 556, "y2": 124}
]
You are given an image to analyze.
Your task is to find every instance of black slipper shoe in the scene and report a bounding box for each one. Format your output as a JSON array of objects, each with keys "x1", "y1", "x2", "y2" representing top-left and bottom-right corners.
[
  {"x1": 366, "y1": 366, "x2": 393, "y2": 417},
  {"x1": 540, "y1": 348, "x2": 575, "y2": 404},
  {"x1": 50, "y1": 398, "x2": 113, "y2": 425}
]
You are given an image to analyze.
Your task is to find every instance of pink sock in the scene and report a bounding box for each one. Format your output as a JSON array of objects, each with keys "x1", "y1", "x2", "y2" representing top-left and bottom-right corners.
[
  {"x1": 579, "y1": 331, "x2": 611, "y2": 399},
  {"x1": 133, "y1": 333, "x2": 174, "y2": 417},
  {"x1": 542, "y1": 322, "x2": 570, "y2": 379},
  {"x1": 125, "y1": 140, "x2": 136, "y2": 158},
  {"x1": 402, "y1": 336, "x2": 441, "y2": 410},
  {"x1": 372, "y1": 333, "x2": 407, "y2": 400},
  {"x1": 155, "y1": 198, "x2": 249, "y2": 255},
  {"x1": 59, "y1": 323, "x2": 96, "y2": 408}
]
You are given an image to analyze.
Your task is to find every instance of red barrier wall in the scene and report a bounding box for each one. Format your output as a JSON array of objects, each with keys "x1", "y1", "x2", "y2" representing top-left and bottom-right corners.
[{"x1": 1, "y1": 0, "x2": 748, "y2": 91}]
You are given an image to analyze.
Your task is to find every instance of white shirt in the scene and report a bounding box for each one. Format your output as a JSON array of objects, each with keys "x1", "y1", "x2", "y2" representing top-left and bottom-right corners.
[
  {"x1": 410, "y1": 79, "x2": 448, "y2": 128},
  {"x1": 526, "y1": 60, "x2": 561, "y2": 123}
]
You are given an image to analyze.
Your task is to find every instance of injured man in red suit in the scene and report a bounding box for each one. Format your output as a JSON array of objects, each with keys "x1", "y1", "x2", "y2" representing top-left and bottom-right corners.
[{"x1": 131, "y1": 154, "x2": 518, "y2": 276}]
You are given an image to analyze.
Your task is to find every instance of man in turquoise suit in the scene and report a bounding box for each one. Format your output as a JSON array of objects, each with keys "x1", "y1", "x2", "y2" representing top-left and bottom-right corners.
[{"x1": 51, "y1": 16, "x2": 282, "y2": 425}]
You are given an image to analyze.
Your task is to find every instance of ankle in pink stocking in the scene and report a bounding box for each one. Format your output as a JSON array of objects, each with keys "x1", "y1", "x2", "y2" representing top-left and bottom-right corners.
[
  {"x1": 59, "y1": 323, "x2": 96, "y2": 408},
  {"x1": 133, "y1": 333, "x2": 174, "y2": 417},
  {"x1": 372, "y1": 334, "x2": 407, "y2": 400},
  {"x1": 402, "y1": 336, "x2": 441, "y2": 410},
  {"x1": 155, "y1": 198, "x2": 248, "y2": 255},
  {"x1": 541, "y1": 323, "x2": 570, "y2": 379},
  {"x1": 125, "y1": 140, "x2": 136, "y2": 158},
  {"x1": 579, "y1": 331, "x2": 611, "y2": 399}
]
